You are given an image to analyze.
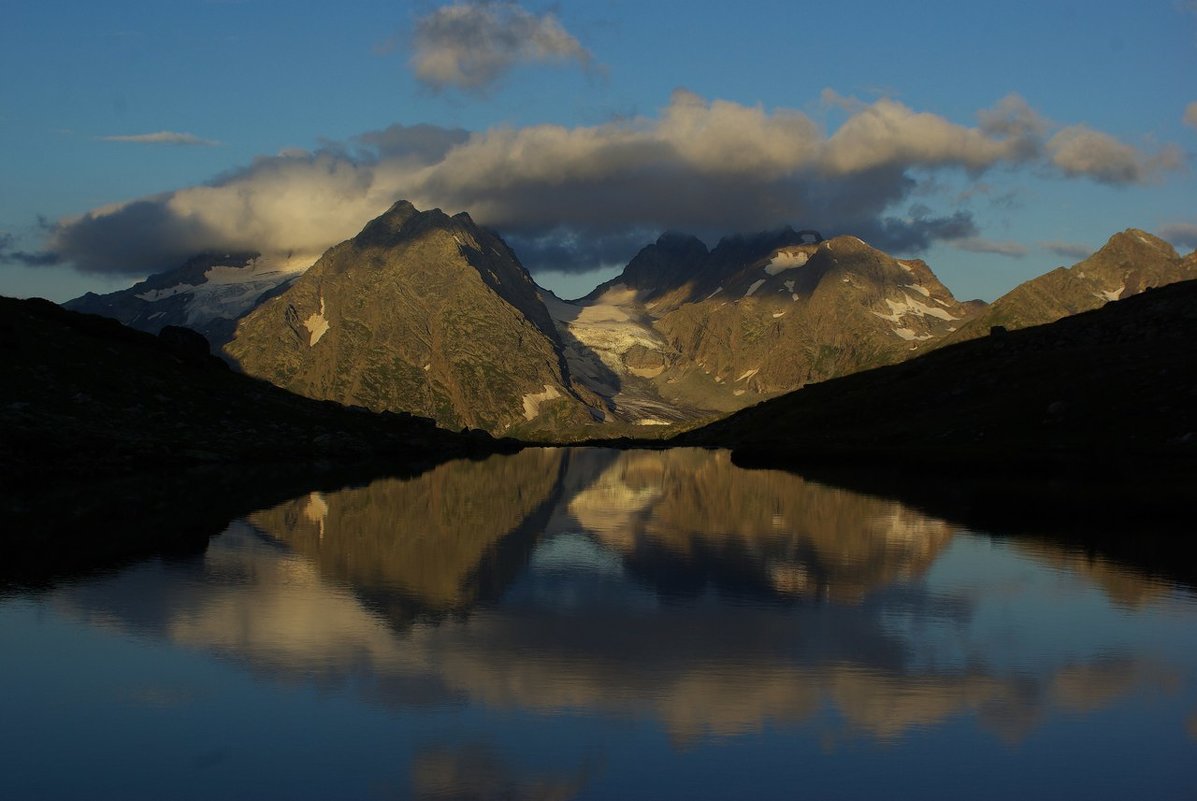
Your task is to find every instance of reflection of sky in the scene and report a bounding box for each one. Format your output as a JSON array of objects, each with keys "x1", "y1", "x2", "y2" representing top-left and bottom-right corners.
[{"x1": 3, "y1": 449, "x2": 1197, "y2": 800}]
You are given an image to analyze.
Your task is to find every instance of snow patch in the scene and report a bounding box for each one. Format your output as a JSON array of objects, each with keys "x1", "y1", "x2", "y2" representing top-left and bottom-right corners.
[
  {"x1": 905, "y1": 283, "x2": 931, "y2": 297},
  {"x1": 783, "y1": 280, "x2": 795, "y2": 293},
  {"x1": 1099, "y1": 284, "x2": 1125, "y2": 301},
  {"x1": 634, "y1": 419, "x2": 671, "y2": 426},
  {"x1": 522, "y1": 384, "x2": 561, "y2": 420},
  {"x1": 303, "y1": 297, "x2": 330, "y2": 346},
  {"x1": 892, "y1": 327, "x2": 932, "y2": 341},
  {"x1": 764, "y1": 251, "x2": 809, "y2": 275},
  {"x1": 772, "y1": 311, "x2": 786, "y2": 318},
  {"x1": 744, "y1": 279, "x2": 766, "y2": 298},
  {"x1": 872, "y1": 293, "x2": 959, "y2": 323},
  {"x1": 736, "y1": 368, "x2": 760, "y2": 382},
  {"x1": 733, "y1": 389, "x2": 746, "y2": 397}
]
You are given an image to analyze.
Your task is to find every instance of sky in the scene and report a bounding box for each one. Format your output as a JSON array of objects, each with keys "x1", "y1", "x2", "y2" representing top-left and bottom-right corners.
[{"x1": 1, "y1": 0, "x2": 1195, "y2": 303}]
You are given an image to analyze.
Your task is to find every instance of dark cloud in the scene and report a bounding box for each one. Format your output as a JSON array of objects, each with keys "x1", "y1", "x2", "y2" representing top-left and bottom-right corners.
[
  {"x1": 0, "y1": 232, "x2": 63, "y2": 267},
  {"x1": 1159, "y1": 222, "x2": 1197, "y2": 251}
]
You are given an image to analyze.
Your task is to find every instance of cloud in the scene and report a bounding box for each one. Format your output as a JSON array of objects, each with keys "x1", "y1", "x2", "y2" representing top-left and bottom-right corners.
[
  {"x1": 1185, "y1": 102, "x2": 1197, "y2": 131},
  {"x1": 31, "y1": 92, "x2": 1187, "y2": 275},
  {"x1": 410, "y1": 1, "x2": 592, "y2": 91},
  {"x1": 1046, "y1": 126, "x2": 1182, "y2": 184},
  {"x1": 0, "y1": 231, "x2": 63, "y2": 266},
  {"x1": 1158, "y1": 221, "x2": 1197, "y2": 251},
  {"x1": 950, "y1": 236, "x2": 1029, "y2": 258},
  {"x1": 98, "y1": 131, "x2": 221, "y2": 146},
  {"x1": 1040, "y1": 240, "x2": 1093, "y2": 259}
]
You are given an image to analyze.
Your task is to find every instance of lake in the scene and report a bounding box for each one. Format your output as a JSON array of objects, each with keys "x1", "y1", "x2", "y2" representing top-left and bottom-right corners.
[{"x1": 2, "y1": 448, "x2": 1195, "y2": 800}]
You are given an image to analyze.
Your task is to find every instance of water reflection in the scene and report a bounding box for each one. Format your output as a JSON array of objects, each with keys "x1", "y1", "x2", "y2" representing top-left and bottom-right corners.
[{"x1": 7, "y1": 448, "x2": 1197, "y2": 800}]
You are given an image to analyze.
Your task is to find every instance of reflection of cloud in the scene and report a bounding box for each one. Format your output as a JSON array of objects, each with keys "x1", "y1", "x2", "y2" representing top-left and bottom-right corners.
[
  {"x1": 28, "y1": 93, "x2": 1182, "y2": 276},
  {"x1": 411, "y1": 744, "x2": 588, "y2": 801}
]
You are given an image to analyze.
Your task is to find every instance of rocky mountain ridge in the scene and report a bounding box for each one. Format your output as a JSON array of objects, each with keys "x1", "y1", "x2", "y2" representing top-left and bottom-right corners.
[{"x1": 61, "y1": 199, "x2": 1197, "y2": 439}]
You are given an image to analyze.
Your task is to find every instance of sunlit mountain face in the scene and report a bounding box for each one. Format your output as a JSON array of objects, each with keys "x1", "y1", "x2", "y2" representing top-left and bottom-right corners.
[{"x1": 4, "y1": 449, "x2": 1197, "y2": 800}]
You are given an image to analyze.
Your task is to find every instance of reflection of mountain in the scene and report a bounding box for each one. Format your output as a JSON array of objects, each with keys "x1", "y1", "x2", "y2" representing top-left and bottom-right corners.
[
  {"x1": 247, "y1": 448, "x2": 566, "y2": 622},
  {"x1": 42, "y1": 447, "x2": 1197, "y2": 752},
  {"x1": 559, "y1": 449, "x2": 954, "y2": 602}
]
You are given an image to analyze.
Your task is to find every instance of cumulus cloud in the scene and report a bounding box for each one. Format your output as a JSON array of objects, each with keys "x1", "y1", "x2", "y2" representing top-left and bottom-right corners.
[
  {"x1": 28, "y1": 92, "x2": 1186, "y2": 276},
  {"x1": 1047, "y1": 126, "x2": 1181, "y2": 184},
  {"x1": 1185, "y1": 102, "x2": 1197, "y2": 131},
  {"x1": 950, "y1": 236, "x2": 1029, "y2": 258},
  {"x1": 98, "y1": 131, "x2": 221, "y2": 146},
  {"x1": 1159, "y1": 222, "x2": 1197, "y2": 251},
  {"x1": 1040, "y1": 240, "x2": 1093, "y2": 259},
  {"x1": 410, "y1": 1, "x2": 592, "y2": 91}
]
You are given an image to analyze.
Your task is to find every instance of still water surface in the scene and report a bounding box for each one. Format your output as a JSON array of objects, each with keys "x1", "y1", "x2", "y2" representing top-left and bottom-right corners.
[{"x1": 2, "y1": 448, "x2": 1196, "y2": 800}]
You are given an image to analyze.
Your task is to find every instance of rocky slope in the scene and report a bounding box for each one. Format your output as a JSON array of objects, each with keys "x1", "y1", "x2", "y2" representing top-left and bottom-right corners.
[
  {"x1": 0, "y1": 295, "x2": 501, "y2": 483},
  {"x1": 681, "y1": 277, "x2": 1197, "y2": 470},
  {"x1": 65, "y1": 251, "x2": 307, "y2": 347},
  {"x1": 548, "y1": 229, "x2": 980, "y2": 425},
  {"x1": 940, "y1": 229, "x2": 1195, "y2": 344},
  {"x1": 225, "y1": 201, "x2": 602, "y2": 436}
]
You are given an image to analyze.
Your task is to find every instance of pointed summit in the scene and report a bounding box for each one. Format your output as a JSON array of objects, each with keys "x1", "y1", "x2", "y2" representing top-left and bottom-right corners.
[
  {"x1": 941, "y1": 227, "x2": 1197, "y2": 344},
  {"x1": 225, "y1": 201, "x2": 600, "y2": 435}
]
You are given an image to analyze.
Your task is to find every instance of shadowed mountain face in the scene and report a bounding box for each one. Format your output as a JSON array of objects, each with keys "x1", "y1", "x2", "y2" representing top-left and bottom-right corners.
[
  {"x1": 685, "y1": 276, "x2": 1197, "y2": 471},
  {"x1": 225, "y1": 201, "x2": 604, "y2": 435},
  {"x1": 0, "y1": 295, "x2": 492, "y2": 485}
]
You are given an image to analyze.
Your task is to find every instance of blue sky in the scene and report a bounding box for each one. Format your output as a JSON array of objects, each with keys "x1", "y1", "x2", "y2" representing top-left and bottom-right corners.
[{"x1": 2, "y1": 0, "x2": 1195, "y2": 302}]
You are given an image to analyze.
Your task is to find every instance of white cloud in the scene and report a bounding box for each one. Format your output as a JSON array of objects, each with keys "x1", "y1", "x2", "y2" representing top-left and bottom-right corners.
[
  {"x1": 411, "y1": 1, "x2": 592, "y2": 91},
  {"x1": 99, "y1": 131, "x2": 220, "y2": 146},
  {"x1": 24, "y1": 93, "x2": 1185, "y2": 276},
  {"x1": 1046, "y1": 125, "x2": 1181, "y2": 184},
  {"x1": 1184, "y1": 101, "x2": 1197, "y2": 131}
]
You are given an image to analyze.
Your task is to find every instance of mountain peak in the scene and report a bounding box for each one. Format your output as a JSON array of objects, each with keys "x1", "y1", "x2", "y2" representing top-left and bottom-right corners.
[
  {"x1": 1103, "y1": 229, "x2": 1177, "y2": 258},
  {"x1": 355, "y1": 200, "x2": 455, "y2": 248}
]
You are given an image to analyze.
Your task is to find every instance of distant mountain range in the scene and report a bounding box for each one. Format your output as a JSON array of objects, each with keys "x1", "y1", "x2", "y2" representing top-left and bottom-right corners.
[{"x1": 63, "y1": 201, "x2": 1197, "y2": 437}]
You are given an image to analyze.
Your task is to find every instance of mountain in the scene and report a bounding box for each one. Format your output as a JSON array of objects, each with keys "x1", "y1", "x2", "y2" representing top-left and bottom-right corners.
[
  {"x1": 940, "y1": 229, "x2": 1195, "y2": 344},
  {"x1": 549, "y1": 230, "x2": 980, "y2": 424},
  {"x1": 0, "y1": 295, "x2": 501, "y2": 483},
  {"x1": 64, "y1": 251, "x2": 308, "y2": 347},
  {"x1": 225, "y1": 201, "x2": 603, "y2": 435},
  {"x1": 681, "y1": 277, "x2": 1197, "y2": 470}
]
